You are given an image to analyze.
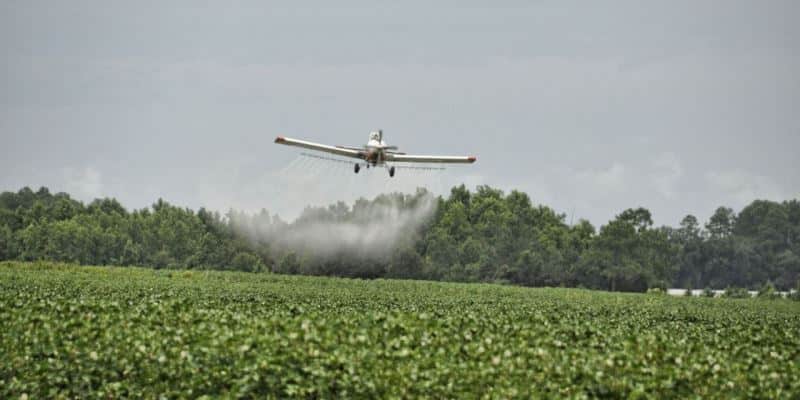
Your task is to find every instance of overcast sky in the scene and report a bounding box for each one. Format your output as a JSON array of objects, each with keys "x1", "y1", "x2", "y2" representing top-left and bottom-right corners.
[{"x1": 2, "y1": 0, "x2": 798, "y2": 226}]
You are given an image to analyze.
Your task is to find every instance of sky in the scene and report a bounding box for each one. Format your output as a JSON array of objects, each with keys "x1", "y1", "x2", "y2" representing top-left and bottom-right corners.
[{"x1": 1, "y1": 0, "x2": 798, "y2": 227}]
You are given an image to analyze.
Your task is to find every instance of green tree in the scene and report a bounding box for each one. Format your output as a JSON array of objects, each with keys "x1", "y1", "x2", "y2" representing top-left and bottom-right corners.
[
  {"x1": 0, "y1": 224, "x2": 14, "y2": 260},
  {"x1": 278, "y1": 252, "x2": 301, "y2": 275},
  {"x1": 120, "y1": 239, "x2": 143, "y2": 266},
  {"x1": 707, "y1": 207, "x2": 736, "y2": 239},
  {"x1": 387, "y1": 245, "x2": 423, "y2": 279},
  {"x1": 672, "y1": 215, "x2": 707, "y2": 288},
  {"x1": 587, "y1": 208, "x2": 674, "y2": 292},
  {"x1": 231, "y1": 252, "x2": 264, "y2": 273}
]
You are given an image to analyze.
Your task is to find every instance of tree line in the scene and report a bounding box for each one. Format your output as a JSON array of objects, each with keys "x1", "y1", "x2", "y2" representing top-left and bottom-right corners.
[{"x1": 1, "y1": 185, "x2": 798, "y2": 292}]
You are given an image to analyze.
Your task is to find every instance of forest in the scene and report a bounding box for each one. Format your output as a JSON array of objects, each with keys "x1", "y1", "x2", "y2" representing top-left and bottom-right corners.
[{"x1": 1, "y1": 185, "x2": 798, "y2": 292}]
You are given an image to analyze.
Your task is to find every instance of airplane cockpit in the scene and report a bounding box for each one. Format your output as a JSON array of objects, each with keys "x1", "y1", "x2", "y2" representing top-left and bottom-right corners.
[{"x1": 368, "y1": 130, "x2": 384, "y2": 147}]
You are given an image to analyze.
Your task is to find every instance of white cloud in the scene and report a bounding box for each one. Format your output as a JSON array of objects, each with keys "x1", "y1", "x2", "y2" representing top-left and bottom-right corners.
[
  {"x1": 574, "y1": 162, "x2": 626, "y2": 193},
  {"x1": 62, "y1": 166, "x2": 103, "y2": 201},
  {"x1": 705, "y1": 170, "x2": 787, "y2": 207},
  {"x1": 651, "y1": 152, "x2": 683, "y2": 199}
]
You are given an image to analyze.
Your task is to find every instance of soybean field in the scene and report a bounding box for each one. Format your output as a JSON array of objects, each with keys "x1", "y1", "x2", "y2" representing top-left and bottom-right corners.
[{"x1": 1, "y1": 262, "x2": 799, "y2": 398}]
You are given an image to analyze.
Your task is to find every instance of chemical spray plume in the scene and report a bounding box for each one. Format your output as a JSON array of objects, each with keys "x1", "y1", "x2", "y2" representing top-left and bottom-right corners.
[{"x1": 229, "y1": 189, "x2": 437, "y2": 260}]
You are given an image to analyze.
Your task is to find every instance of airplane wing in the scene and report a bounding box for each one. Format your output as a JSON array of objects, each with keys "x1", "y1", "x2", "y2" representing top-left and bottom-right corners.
[
  {"x1": 386, "y1": 154, "x2": 477, "y2": 164},
  {"x1": 274, "y1": 136, "x2": 363, "y2": 160}
]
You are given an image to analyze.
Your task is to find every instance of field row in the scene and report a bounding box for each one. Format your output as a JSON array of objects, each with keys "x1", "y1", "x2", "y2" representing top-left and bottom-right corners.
[{"x1": 1, "y1": 262, "x2": 799, "y2": 398}]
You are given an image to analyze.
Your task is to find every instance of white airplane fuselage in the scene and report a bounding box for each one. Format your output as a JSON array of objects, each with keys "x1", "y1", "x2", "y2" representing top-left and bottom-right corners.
[{"x1": 364, "y1": 130, "x2": 389, "y2": 166}]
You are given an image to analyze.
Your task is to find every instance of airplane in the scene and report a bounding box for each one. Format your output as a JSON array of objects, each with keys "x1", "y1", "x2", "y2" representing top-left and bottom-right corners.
[{"x1": 274, "y1": 130, "x2": 476, "y2": 177}]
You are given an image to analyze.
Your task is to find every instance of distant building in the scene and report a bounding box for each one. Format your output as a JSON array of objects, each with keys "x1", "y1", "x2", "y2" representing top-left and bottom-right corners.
[{"x1": 667, "y1": 289, "x2": 796, "y2": 298}]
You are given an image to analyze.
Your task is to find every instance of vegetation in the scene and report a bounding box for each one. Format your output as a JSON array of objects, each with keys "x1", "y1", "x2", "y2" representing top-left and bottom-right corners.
[
  {"x1": 1, "y1": 185, "x2": 799, "y2": 292},
  {"x1": 757, "y1": 282, "x2": 781, "y2": 300},
  {"x1": 2, "y1": 261, "x2": 798, "y2": 398},
  {"x1": 723, "y1": 286, "x2": 751, "y2": 299}
]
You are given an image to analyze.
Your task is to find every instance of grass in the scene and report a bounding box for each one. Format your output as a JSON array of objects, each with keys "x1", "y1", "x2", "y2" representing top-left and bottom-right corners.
[{"x1": 1, "y1": 261, "x2": 799, "y2": 398}]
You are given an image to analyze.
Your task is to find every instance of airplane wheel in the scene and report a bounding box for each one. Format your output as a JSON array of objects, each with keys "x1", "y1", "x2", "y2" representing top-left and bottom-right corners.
[
  {"x1": 354, "y1": 164, "x2": 360, "y2": 174},
  {"x1": 389, "y1": 166, "x2": 395, "y2": 178}
]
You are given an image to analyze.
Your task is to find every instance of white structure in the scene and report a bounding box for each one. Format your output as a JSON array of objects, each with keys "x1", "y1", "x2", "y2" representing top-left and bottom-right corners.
[{"x1": 667, "y1": 288, "x2": 796, "y2": 298}]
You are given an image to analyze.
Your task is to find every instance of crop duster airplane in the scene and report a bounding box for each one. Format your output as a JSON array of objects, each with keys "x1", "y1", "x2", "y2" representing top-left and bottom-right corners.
[{"x1": 274, "y1": 130, "x2": 476, "y2": 177}]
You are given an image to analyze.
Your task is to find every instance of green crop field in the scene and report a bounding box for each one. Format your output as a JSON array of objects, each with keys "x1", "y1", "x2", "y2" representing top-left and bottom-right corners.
[{"x1": 1, "y1": 262, "x2": 799, "y2": 399}]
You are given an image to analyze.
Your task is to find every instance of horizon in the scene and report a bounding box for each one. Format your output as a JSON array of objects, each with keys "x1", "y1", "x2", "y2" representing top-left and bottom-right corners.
[{"x1": 3, "y1": 183, "x2": 796, "y2": 230}]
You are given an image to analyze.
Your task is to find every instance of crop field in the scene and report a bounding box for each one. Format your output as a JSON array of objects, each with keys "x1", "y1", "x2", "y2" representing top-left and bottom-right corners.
[{"x1": 1, "y1": 262, "x2": 799, "y2": 398}]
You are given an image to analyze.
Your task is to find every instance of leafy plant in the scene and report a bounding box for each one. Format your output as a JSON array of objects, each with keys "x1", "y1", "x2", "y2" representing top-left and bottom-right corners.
[
  {"x1": 757, "y1": 281, "x2": 781, "y2": 300},
  {"x1": 2, "y1": 261, "x2": 799, "y2": 399},
  {"x1": 723, "y1": 286, "x2": 750, "y2": 299}
]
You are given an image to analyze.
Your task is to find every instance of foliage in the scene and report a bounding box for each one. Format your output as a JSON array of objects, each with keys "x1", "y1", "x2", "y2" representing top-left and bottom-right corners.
[
  {"x1": 723, "y1": 286, "x2": 751, "y2": 299},
  {"x1": 2, "y1": 261, "x2": 799, "y2": 398},
  {"x1": 757, "y1": 281, "x2": 781, "y2": 300},
  {"x1": 790, "y1": 281, "x2": 800, "y2": 302},
  {"x1": 1, "y1": 186, "x2": 799, "y2": 292}
]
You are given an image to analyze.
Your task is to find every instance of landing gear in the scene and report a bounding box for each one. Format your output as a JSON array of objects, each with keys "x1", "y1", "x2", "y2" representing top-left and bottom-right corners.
[
  {"x1": 389, "y1": 166, "x2": 396, "y2": 178},
  {"x1": 354, "y1": 163, "x2": 360, "y2": 174}
]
